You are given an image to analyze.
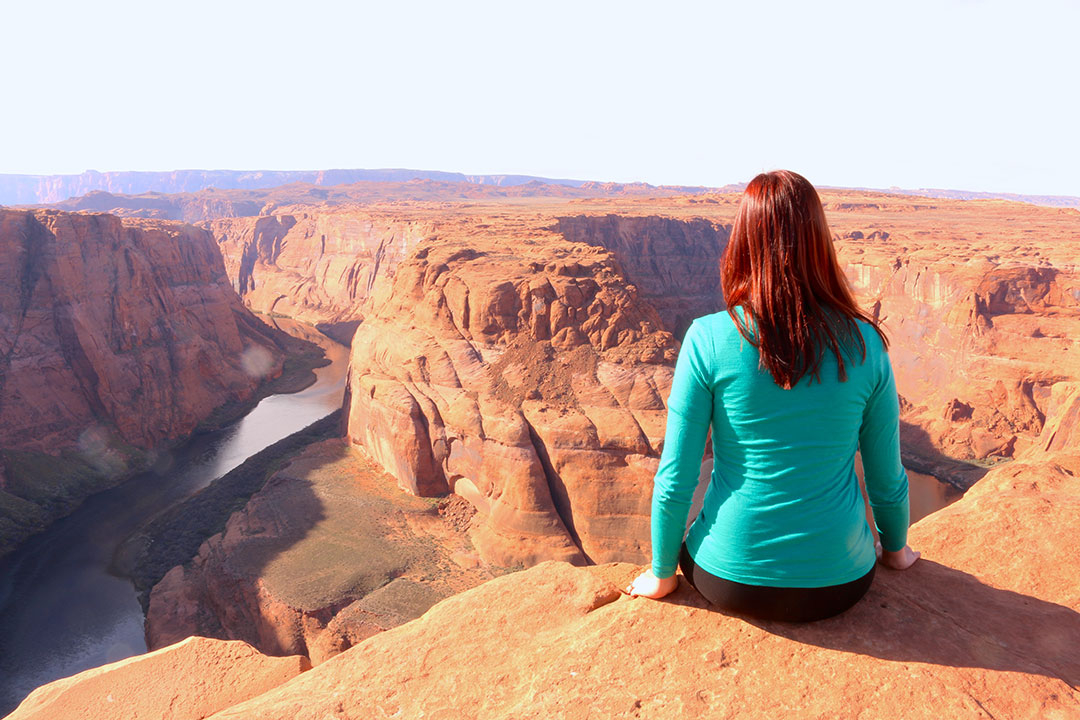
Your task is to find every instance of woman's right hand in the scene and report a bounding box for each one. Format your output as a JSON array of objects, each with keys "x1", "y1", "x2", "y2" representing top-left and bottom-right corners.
[{"x1": 880, "y1": 544, "x2": 920, "y2": 570}]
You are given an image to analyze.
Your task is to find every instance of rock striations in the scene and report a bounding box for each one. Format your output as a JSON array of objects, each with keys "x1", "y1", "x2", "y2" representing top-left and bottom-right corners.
[
  {"x1": 195, "y1": 193, "x2": 1080, "y2": 477},
  {"x1": 342, "y1": 213, "x2": 726, "y2": 568},
  {"x1": 207, "y1": 211, "x2": 437, "y2": 324},
  {"x1": 0, "y1": 208, "x2": 296, "y2": 555}
]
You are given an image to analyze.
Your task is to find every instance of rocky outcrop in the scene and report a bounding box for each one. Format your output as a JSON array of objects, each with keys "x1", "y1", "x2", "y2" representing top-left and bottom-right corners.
[
  {"x1": 0, "y1": 209, "x2": 296, "y2": 555},
  {"x1": 553, "y1": 215, "x2": 729, "y2": 338},
  {"x1": 7, "y1": 636, "x2": 309, "y2": 720},
  {"x1": 145, "y1": 438, "x2": 496, "y2": 664},
  {"x1": 207, "y1": 211, "x2": 436, "y2": 323},
  {"x1": 344, "y1": 217, "x2": 688, "y2": 568},
  {"x1": 339, "y1": 195, "x2": 1080, "y2": 565},
  {"x1": 13, "y1": 190, "x2": 1080, "y2": 718},
  {"x1": 829, "y1": 196, "x2": 1080, "y2": 463},
  {"x1": 27, "y1": 451, "x2": 1080, "y2": 719},
  {"x1": 168, "y1": 452, "x2": 1079, "y2": 719}
]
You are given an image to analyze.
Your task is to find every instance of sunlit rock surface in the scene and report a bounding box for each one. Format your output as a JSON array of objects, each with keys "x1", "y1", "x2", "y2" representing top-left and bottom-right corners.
[{"x1": 6, "y1": 636, "x2": 308, "y2": 720}]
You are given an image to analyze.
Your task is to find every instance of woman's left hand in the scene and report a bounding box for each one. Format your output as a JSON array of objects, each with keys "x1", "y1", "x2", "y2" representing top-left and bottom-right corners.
[{"x1": 626, "y1": 569, "x2": 679, "y2": 599}]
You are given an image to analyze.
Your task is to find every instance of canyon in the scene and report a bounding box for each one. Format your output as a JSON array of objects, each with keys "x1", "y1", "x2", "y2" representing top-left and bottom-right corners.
[
  {"x1": 0, "y1": 209, "x2": 327, "y2": 557},
  {"x1": 204, "y1": 192, "x2": 1080, "y2": 570},
  {"x1": 3, "y1": 182, "x2": 1079, "y2": 717},
  {"x1": 116, "y1": 188, "x2": 1079, "y2": 678}
]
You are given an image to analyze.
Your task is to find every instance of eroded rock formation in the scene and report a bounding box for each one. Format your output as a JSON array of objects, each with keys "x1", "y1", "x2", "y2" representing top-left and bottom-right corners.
[
  {"x1": 15, "y1": 189, "x2": 1080, "y2": 718},
  {"x1": 202, "y1": 192, "x2": 1080, "y2": 477},
  {"x1": 828, "y1": 196, "x2": 1080, "y2": 466},
  {"x1": 343, "y1": 213, "x2": 718, "y2": 568},
  {"x1": 206, "y1": 211, "x2": 436, "y2": 323},
  {"x1": 0, "y1": 209, "x2": 296, "y2": 554}
]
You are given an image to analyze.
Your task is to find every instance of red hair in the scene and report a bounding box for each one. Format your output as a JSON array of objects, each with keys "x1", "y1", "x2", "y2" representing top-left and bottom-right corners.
[{"x1": 721, "y1": 170, "x2": 887, "y2": 388}]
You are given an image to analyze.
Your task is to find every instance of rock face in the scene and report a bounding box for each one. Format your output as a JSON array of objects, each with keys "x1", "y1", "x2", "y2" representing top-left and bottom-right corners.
[
  {"x1": 828, "y1": 196, "x2": 1080, "y2": 466},
  {"x1": 343, "y1": 213, "x2": 723, "y2": 568},
  {"x1": 16, "y1": 189, "x2": 1080, "y2": 718},
  {"x1": 553, "y1": 214, "x2": 729, "y2": 338},
  {"x1": 207, "y1": 211, "x2": 436, "y2": 323},
  {"x1": 335, "y1": 193, "x2": 1080, "y2": 566},
  {"x1": 125, "y1": 191, "x2": 1080, "y2": 578},
  {"x1": 188, "y1": 452, "x2": 1080, "y2": 719},
  {"x1": 146, "y1": 438, "x2": 496, "y2": 665},
  {"x1": 0, "y1": 209, "x2": 294, "y2": 554},
  {"x1": 7, "y1": 636, "x2": 309, "y2": 720}
]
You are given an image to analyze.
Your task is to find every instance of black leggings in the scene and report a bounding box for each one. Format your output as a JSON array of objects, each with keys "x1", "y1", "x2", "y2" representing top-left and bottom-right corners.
[{"x1": 678, "y1": 543, "x2": 875, "y2": 623}]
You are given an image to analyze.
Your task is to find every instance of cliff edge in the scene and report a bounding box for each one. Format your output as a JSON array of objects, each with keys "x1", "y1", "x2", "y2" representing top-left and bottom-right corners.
[{"x1": 13, "y1": 451, "x2": 1079, "y2": 719}]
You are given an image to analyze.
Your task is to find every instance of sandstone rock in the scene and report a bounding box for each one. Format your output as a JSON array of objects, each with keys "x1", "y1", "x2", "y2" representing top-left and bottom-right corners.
[
  {"x1": 207, "y1": 211, "x2": 438, "y2": 324},
  {"x1": 343, "y1": 221, "x2": 688, "y2": 568},
  {"x1": 832, "y1": 194, "x2": 1080, "y2": 463},
  {"x1": 196, "y1": 190, "x2": 1080, "y2": 477},
  {"x1": 0, "y1": 209, "x2": 295, "y2": 555},
  {"x1": 7, "y1": 636, "x2": 309, "y2": 720},
  {"x1": 335, "y1": 192, "x2": 1080, "y2": 565},
  {"x1": 1034, "y1": 382, "x2": 1080, "y2": 453},
  {"x1": 202, "y1": 456, "x2": 1080, "y2": 719},
  {"x1": 0, "y1": 209, "x2": 288, "y2": 454}
]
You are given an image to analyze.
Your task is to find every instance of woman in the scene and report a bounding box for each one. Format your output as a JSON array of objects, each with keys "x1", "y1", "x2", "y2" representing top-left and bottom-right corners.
[{"x1": 627, "y1": 170, "x2": 919, "y2": 621}]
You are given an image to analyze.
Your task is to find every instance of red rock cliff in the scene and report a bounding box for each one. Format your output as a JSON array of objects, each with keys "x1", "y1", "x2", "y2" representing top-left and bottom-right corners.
[
  {"x1": 0, "y1": 209, "x2": 293, "y2": 553},
  {"x1": 206, "y1": 210, "x2": 436, "y2": 324},
  {"x1": 827, "y1": 197, "x2": 1080, "y2": 464},
  {"x1": 342, "y1": 211, "x2": 733, "y2": 568}
]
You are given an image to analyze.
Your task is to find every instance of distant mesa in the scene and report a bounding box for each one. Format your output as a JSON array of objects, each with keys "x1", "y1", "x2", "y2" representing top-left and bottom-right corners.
[{"x1": 0, "y1": 168, "x2": 593, "y2": 206}]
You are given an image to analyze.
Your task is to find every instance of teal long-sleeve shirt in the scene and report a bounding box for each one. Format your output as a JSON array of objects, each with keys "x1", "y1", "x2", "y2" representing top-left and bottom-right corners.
[{"x1": 651, "y1": 309, "x2": 909, "y2": 586}]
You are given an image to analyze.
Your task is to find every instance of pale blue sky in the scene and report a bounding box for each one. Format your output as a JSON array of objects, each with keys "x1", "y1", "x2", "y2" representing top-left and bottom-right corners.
[{"x1": 3, "y1": 0, "x2": 1078, "y2": 195}]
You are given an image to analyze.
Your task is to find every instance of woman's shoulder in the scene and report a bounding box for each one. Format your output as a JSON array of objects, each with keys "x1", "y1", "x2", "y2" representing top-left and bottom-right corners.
[
  {"x1": 852, "y1": 317, "x2": 888, "y2": 356},
  {"x1": 685, "y1": 311, "x2": 742, "y2": 348}
]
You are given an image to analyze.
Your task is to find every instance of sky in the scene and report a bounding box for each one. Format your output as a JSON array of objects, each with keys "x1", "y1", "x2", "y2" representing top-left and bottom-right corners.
[{"x1": 3, "y1": 0, "x2": 1078, "y2": 196}]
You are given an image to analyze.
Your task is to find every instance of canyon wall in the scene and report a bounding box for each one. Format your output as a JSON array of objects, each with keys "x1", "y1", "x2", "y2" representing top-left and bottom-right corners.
[
  {"x1": 200, "y1": 196, "x2": 1080, "y2": 569},
  {"x1": 195, "y1": 447, "x2": 1080, "y2": 718},
  {"x1": 206, "y1": 211, "x2": 437, "y2": 324},
  {"x1": 342, "y1": 216, "x2": 693, "y2": 567},
  {"x1": 25, "y1": 451, "x2": 1079, "y2": 719},
  {"x1": 0, "y1": 209, "x2": 297, "y2": 555},
  {"x1": 826, "y1": 199, "x2": 1080, "y2": 467},
  {"x1": 553, "y1": 215, "x2": 729, "y2": 339}
]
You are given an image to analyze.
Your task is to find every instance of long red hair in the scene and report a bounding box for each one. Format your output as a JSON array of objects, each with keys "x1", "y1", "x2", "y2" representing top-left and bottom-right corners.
[{"x1": 721, "y1": 170, "x2": 887, "y2": 388}]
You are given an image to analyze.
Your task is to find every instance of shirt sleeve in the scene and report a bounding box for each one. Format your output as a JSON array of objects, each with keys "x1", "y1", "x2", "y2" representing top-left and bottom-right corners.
[
  {"x1": 858, "y1": 346, "x2": 910, "y2": 552},
  {"x1": 651, "y1": 320, "x2": 713, "y2": 578}
]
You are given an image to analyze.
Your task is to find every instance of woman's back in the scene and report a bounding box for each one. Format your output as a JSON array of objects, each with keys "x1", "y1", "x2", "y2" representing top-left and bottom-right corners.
[{"x1": 663, "y1": 308, "x2": 908, "y2": 588}]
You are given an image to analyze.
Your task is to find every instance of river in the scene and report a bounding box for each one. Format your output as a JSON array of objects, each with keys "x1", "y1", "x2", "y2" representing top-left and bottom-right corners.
[{"x1": 0, "y1": 319, "x2": 349, "y2": 715}]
